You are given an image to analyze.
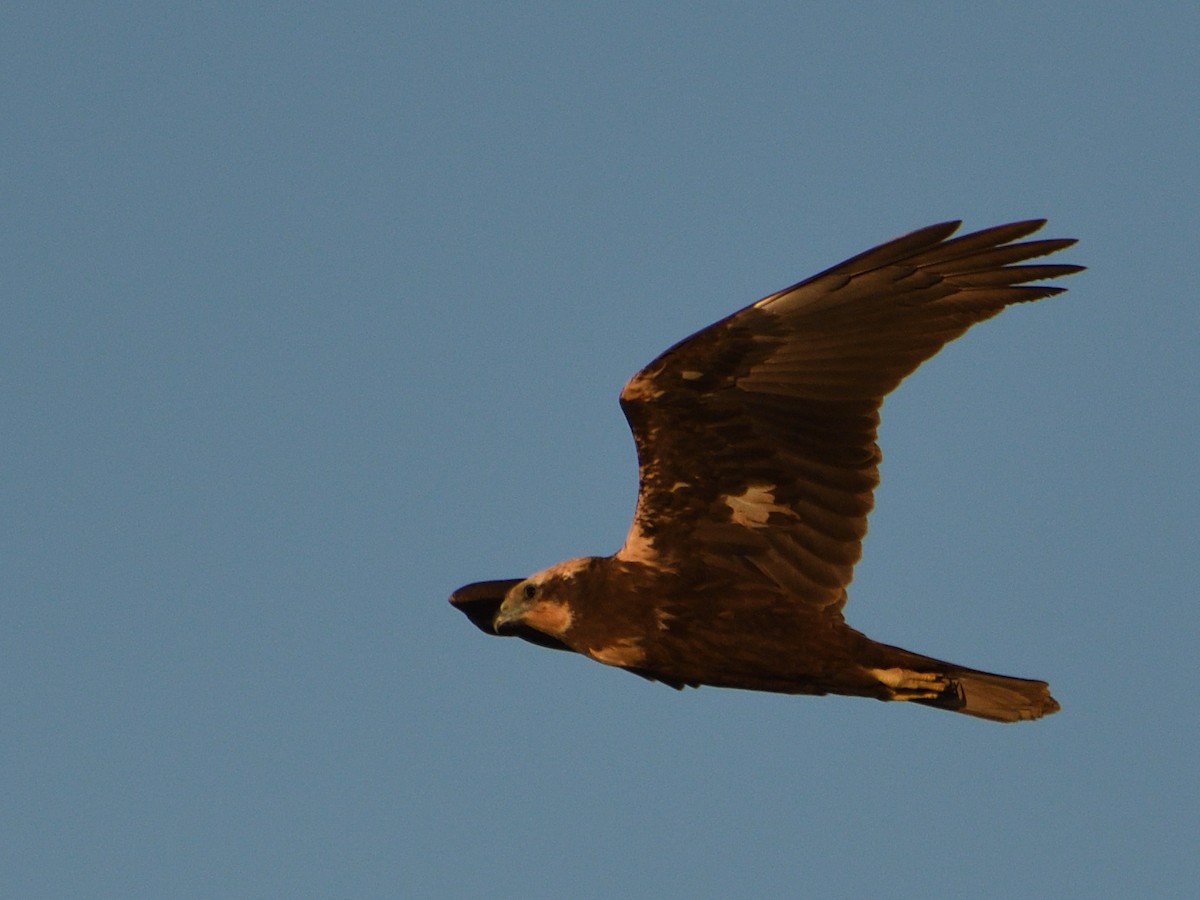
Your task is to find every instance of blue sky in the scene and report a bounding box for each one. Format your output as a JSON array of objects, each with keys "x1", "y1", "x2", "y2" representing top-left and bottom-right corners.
[{"x1": 3, "y1": 4, "x2": 1197, "y2": 897}]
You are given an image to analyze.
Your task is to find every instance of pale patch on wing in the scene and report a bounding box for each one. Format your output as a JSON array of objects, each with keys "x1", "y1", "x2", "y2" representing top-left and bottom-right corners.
[
  {"x1": 723, "y1": 484, "x2": 795, "y2": 529},
  {"x1": 588, "y1": 637, "x2": 645, "y2": 668},
  {"x1": 616, "y1": 520, "x2": 660, "y2": 566},
  {"x1": 868, "y1": 667, "x2": 948, "y2": 700},
  {"x1": 681, "y1": 370, "x2": 703, "y2": 380},
  {"x1": 621, "y1": 370, "x2": 664, "y2": 402},
  {"x1": 615, "y1": 448, "x2": 674, "y2": 569},
  {"x1": 655, "y1": 608, "x2": 675, "y2": 631}
]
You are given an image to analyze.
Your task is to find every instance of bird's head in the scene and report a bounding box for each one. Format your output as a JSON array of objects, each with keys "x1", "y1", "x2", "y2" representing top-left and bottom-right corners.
[{"x1": 493, "y1": 557, "x2": 595, "y2": 638}]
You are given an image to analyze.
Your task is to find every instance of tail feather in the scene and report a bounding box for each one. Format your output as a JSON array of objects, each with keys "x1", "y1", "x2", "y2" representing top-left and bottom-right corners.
[
  {"x1": 913, "y1": 668, "x2": 1060, "y2": 723},
  {"x1": 866, "y1": 640, "x2": 1059, "y2": 723}
]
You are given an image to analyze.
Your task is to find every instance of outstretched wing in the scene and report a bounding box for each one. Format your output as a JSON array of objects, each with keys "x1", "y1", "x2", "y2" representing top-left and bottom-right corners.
[{"x1": 616, "y1": 220, "x2": 1082, "y2": 612}]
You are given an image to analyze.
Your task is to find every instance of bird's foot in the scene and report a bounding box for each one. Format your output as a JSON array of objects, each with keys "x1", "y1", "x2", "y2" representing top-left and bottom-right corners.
[{"x1": 868, "y1": 667, "x2": 950, "y2": 700}]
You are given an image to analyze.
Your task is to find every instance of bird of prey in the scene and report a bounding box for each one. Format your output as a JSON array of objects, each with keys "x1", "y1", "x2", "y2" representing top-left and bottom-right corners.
[{"x1": 451, "y1": 220, "x2": 1081, "y2": 722}]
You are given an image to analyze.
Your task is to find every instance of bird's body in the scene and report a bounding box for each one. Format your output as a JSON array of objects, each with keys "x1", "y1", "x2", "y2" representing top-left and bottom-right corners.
[{"x1": 451, "y1": 220, "x2": 1082, "y2": 722}]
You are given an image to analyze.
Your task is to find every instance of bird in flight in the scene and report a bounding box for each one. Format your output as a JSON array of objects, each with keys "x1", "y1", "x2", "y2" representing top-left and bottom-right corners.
[{"x1": 451, "y1": 220, "x2": 1081, "y2": 722}]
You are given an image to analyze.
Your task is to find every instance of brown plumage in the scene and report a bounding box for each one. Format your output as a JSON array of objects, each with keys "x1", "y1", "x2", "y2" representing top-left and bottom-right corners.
[{"x1": 451, "y1": 220, "x2": 1082, "y2": 722}]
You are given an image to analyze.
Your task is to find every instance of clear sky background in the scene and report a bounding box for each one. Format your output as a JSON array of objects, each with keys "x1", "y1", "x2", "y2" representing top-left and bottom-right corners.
[{"x1": 4, "y1": 4, "x2": 1197, "y2": 898}]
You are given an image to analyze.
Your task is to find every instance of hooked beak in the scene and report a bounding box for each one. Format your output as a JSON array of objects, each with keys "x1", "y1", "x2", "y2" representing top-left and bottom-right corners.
[{"x1": 492, "y1": 588, "x2": 529, "y2": 633}]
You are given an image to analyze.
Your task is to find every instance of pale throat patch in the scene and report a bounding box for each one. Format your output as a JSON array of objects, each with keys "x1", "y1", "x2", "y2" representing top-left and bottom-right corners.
[
  {"x1": 522, "y1": 601, "x2": 573, "y2": 636},
  {"x1": 723, "y1": 483, "x2": 794, "y2": 528}
]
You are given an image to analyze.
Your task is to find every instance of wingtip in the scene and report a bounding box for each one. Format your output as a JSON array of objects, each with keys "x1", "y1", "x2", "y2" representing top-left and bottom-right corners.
[
  {"x1": 1008, "y1": 216, "x2": 1049, "y2": 231},
  {"x1": 913, "y1": 219, "x2": 964, "y2": 240}
]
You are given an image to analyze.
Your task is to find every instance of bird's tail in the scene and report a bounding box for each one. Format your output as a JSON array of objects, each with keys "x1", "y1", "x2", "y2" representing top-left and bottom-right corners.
[
  {"x1": 913, "y1": 666, "x2": 1059, "y2": 722},
  {"x1": 866, "y1": 641, "x2": 1060, "y2": 723}
]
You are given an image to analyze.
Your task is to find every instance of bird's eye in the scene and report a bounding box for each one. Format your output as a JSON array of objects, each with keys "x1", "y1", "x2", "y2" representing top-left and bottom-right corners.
[{"x1": 523, "y1": 583, "x2": 537, "y2": 600}]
